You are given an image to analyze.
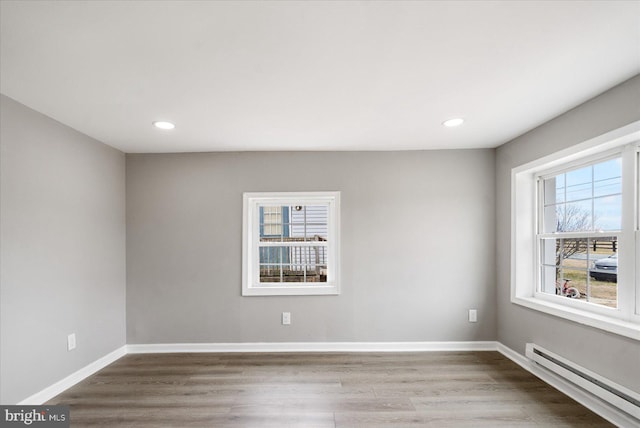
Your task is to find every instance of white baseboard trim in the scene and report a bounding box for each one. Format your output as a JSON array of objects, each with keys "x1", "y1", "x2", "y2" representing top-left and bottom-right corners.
[
  {"x1": 17, "y1": 346, "x2": 127, "y2": 405},
  {"x1": 496, "y1": 343, "x2": 638, "y2": 428},
  {"x1": 126, "y1": 341, "x2": 498, "y2": 354}
]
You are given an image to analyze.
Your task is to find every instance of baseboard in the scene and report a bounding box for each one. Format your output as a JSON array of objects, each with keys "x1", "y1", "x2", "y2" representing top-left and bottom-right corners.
[
  {"x1": 16, "y1": 346, "x2": 127, "y2": 405},
  {"x1": 126, "y1": 341, "x2": 498, "y2": 353},
  {"x1": 496, "y1": 343, "x2": 638, "y2": 428}
]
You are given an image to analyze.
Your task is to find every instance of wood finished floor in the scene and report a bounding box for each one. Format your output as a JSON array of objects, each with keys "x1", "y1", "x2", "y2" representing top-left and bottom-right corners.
[{"x1": 47, "y1": 351, "x2": 614, "y2": 427}]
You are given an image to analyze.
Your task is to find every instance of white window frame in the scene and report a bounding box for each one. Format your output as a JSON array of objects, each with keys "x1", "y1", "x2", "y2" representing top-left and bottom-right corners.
[
  {"x1": 242, "y1": 191, "x2": 340, "y2": 296},
  {"x1": 511, "y1": 121, "x2": 640, "y2": 340}
]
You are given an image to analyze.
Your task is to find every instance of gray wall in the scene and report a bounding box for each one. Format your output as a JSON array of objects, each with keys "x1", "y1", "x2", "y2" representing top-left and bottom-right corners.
[
  {"x1": 495, "y1": 75, "x2": 640, "y2": 392},
  {"x1": 0, "y1": 95, "x2": 126, "y2": 404},
  {"x1": 126, "y1": 150, "x2": 496, "y2": 344}
]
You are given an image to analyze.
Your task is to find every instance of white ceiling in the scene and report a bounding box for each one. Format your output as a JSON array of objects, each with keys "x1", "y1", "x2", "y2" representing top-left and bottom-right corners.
[{"x1": 1, "y1": 1, "x2": 639, "y2": 153}]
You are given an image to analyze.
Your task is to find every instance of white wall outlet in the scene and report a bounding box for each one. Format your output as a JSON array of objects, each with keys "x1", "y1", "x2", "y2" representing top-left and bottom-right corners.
[
  {"x1": 282, "y1": 312, "x2": 291, "y2": 325},
  {"x1": 67, "y1": 333, "x2": 76, "y2": 351},
  {"x1": 468, "y1": 309, "x2": 478, "y2": 323}
]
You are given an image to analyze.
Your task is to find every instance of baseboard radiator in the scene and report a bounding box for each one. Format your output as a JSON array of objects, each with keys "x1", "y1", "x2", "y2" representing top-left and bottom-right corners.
[{"x1": 525, "y1": 343, "x2": 640, "y2": 420}]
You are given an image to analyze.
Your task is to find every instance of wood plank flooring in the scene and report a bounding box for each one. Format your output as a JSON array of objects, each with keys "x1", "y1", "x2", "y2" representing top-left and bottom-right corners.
[{"x1": 47, "y1": 351, "x2": 614, "y2": 427}]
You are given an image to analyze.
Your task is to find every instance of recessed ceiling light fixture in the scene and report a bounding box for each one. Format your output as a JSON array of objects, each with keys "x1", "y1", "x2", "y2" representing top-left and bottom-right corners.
[
  {"x1": 442, "y1": 118, "x2": 464, "y2": 127},
  {"x1": 153, "y1": 121, "x2": 175, "y2": 130}
]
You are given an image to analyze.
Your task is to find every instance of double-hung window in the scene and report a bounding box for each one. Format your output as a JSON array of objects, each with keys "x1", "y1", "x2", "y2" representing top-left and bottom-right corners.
[
  {"x1": 511, "y1": 125, "x2": 640, "y2": 340},
  {"x1": 242, "y1": 192, "x2": 340, "y2": 296},
  {"x1": 538, "y1": 155, "x2": 623, "y2": 309}
]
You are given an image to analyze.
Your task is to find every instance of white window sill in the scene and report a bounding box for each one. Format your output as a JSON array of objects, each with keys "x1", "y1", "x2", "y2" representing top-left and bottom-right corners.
[
  {"x1": 512, "y1": 296, "x2": 640, "y2": 341},
  {"x1": 243, "y1": 284, "x2": 339, "y2": 297}
]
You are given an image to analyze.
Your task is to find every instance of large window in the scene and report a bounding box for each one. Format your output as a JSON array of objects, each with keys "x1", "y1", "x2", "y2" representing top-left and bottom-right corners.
[
  {"x1": 538, "y1": 156, "x2": 622, "y2": 309},
  {"x1": 511, "y1": 126, "x2": 639, "y2": 340},
  {"x1": 242, "y1": 192, "x2": 340, "y2": 296}
]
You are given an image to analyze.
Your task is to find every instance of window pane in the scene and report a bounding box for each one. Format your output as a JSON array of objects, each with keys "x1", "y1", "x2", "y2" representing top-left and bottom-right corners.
[
  {"x1": 588, "y1": 240, "x2": 617, "y2": 308},
  {"x1": 560, "y1": 238, "x2": 588, "y2": 301},
  {"x1": 308, "y1": 223, "x2": 328, "y2": 241},
  {"x1": 538, "y1": 237, "x2": 617, "y2": 309},
  {"x1": 259, "y1": 246, "x2": 287, "y2": 283},
  {"x1": 543, "y1": 157, "x2": 622, "y2": 234},
  {"x1": 560, "y1": 200, "x2": 592, "y2": 232},
  {"x1": 259, "y1": 246, "x2": 289, "y2": 265},
  {"x1": 594, "y1": 195, "x2": 622, "y2": 231},
  {"x1": 258, "y1": 245, "x2": 327, "y2": 283},
  {"x1": 289, "y1": 204, "x2": 329, "y2": 241},
  {"x1": 593, "y1": 158, "x2": 622, "y2": 197},
  {"x1": 565, "y1": 165, "x2": 592, "y2": 202}
]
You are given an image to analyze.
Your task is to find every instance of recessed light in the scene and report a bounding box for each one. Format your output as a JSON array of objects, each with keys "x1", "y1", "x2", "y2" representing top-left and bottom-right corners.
[
  {"x1": 442, "y1": 118, "x2": 464, "y2": 127},
  {"x1": 153, "y1": 121, "x2": 175, "y2": 130}
]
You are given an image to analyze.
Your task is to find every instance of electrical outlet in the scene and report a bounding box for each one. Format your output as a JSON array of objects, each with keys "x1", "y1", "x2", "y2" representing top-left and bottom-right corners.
[
  {"x1": 468, "y1": 309, "x2": 477, "y2": 323},
  {"x1": 282, "y1": 312, "x2": 291, "y2": 325},
  {"x1": 67, "y1": 333, "x2": 76, "y2": 351}
]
